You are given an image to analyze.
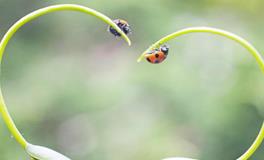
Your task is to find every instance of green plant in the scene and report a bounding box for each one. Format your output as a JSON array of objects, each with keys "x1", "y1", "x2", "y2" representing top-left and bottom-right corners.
[
  {"x1": 0, "y1": 3, "x2": 263, "y2": 160},
  {"x1": 138, "y1": 27, "x2": 264, "y2": 160},
  {"x1": 0, "y1": 4, "x2": 131, "y2": 160}
]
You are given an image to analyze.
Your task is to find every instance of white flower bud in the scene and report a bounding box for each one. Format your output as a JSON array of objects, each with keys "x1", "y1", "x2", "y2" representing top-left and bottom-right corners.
[{"x1": 26, "y1": 143, "x2": 71, "y2": 160}]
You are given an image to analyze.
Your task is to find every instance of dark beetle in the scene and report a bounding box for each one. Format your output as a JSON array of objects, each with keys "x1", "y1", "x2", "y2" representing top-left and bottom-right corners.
[{"x1": 108, "y1": 19, "x2": 131, "y2": 36}]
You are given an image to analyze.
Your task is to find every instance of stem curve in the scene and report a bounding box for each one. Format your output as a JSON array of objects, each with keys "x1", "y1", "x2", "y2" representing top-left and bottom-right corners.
[
  {"x1": 0, "y1": 4, "x2": 131, "y2": 150},
  {"x1": 137, "y1": 27, "x2": 264, "y2": 160}
]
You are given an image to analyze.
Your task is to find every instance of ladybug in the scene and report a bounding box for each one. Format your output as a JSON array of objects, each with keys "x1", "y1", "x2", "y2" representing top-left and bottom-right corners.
[
  {"x1": 108, "y1": 19, "x2": 131, "y2": 36},
  {"x1": 145, "y1": 45, "x2": 169, "y2": 64}
]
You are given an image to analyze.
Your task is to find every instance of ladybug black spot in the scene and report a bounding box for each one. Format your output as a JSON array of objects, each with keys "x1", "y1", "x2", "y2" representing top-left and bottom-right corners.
[
  {"x1": 146, "y1": 57, "x2": 151, "y2": 62},
  {"x1": 154, "y1": 60, "x2": 160, "y2": 63},
  {"x1": 155, "y1": 54, "x2": 159, "y2": 58}
]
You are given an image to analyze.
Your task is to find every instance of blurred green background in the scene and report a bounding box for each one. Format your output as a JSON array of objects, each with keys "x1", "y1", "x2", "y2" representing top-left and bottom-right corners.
[{"x1": 0, "y1": 0, "x2": 264, "y2": 159}]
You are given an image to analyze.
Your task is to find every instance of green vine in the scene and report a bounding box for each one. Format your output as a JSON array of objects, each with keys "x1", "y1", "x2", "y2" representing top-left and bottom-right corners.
[
  {"x1": 137, "y1": 27, "x2": 264, "y2": 160},
  {"x1": 0, "y1": 4, "x2": 131, "y2": 160},
  {"x1": 1, "y1": 4, "x2": 263, "y2": 160}
]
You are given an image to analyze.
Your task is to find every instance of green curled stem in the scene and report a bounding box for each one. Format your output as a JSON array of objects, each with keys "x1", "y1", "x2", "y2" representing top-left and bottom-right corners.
[
  {"x1": 238, "y1": 123, "x2": 264, "y2": 160},
  {"x1": 137, "y1": 27, "x2": 264, "y2": 160},
  {"x1": 0, "y1": 4, "x2": 131, "y2": 150}
]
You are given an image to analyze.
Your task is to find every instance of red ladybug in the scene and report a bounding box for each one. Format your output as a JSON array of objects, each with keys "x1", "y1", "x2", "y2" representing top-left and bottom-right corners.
[
  {"x1": 108, "y1": 19, "x2": 131, "y2": 36},
  {"x1": 145, "y1": 45, "x2": 169, "y2": 64}
]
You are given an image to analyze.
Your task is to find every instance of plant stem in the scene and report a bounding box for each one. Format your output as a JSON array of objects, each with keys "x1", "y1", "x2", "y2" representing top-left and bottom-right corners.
[
  {"x1": 137, "y1": 27, "x2": 264, "y2": 72},
  {"x1": 238, "y1": 123, "x2": 264, "y2": 160},
  {"x1": 0, "y1": 4, "x2": 131, "y2": 150},
  {"x1": 0, "y1": 91, "x2": 28, "y2": 148},
  {"x1": 137, "y1": 27, "x2": 264, "y2": 160}
]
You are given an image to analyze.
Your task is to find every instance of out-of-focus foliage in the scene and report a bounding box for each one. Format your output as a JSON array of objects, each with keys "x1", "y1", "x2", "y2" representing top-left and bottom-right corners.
[{"x1": 0, "y1": 0, "x2": 264, "y2": 160}]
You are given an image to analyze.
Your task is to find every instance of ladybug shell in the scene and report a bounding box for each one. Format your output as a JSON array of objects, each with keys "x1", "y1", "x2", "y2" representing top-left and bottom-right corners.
[{"x1": 145, "y1": 51, "x2": 167, "y2": 64}]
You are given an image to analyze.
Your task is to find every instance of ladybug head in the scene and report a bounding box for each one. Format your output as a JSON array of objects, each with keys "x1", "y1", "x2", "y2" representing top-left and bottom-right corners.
[
  {"x1": 122, "y1": 26, "x2": 131, "y2": 35},
  {"x1": 160, "y1": 45, "x2": 169, "y2": 55}
]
